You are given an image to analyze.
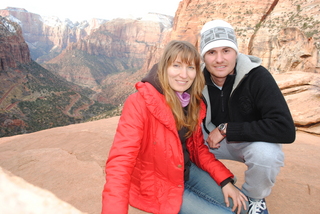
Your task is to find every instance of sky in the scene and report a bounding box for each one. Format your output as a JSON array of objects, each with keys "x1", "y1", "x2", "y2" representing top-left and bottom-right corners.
[{"x1": 0, "y1": 0, "x2": 182, "y2": 22}]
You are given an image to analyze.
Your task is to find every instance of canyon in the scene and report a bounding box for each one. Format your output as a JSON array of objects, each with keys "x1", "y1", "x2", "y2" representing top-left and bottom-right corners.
[
  {"x1": 0, "y1": 17, "x2": 117, "y2": 137},
  {"x1": 1, "y1": 0, "x2": 319, "y2": 135}
]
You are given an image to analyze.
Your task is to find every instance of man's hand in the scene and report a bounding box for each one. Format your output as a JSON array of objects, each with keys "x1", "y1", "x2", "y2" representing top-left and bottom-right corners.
[{"x1": 206, "y1": 128, "x2": 225, "y2": 149}]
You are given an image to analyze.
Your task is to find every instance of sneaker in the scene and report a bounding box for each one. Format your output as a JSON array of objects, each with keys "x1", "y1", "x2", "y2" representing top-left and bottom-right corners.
[{"x1": 248, "y1": 198, "x2": 269, "y2": 214}]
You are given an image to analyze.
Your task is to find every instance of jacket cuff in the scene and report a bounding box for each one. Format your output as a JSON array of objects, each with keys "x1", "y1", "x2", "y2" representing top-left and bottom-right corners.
[
  {"x1": 226, "y1": 122, "x2": 243, "y2": 141},
  {"x1": 220, "y1": 177, "x2": 234, "y2": 188}
]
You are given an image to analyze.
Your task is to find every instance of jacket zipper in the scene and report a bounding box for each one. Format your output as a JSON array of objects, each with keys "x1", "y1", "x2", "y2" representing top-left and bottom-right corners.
[
  {"x1": 221, "y1": 90, "x2": 224, "y2": 112},
  {"x1": 228, "y1": 74, "x2": 248, "y2": 120}
]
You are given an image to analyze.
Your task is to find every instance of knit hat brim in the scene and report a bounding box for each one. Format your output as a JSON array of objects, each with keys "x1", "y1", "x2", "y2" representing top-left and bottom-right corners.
[{"x1": 201, "y1": 40, "x2": 239, "y2": 58}]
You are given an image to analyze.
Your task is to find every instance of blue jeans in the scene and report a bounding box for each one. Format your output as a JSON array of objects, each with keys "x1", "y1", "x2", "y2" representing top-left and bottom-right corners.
[{"x1": 179, "y1": 162, "x2": 238, "y2": 214}]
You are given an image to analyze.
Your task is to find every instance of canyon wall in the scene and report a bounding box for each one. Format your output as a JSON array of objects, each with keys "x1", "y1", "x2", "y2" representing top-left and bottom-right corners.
[
  {"x1": 0, "y1": 17, "x2": 30, "y2": 70},
  {"x1": 42, "y1": 14, "x2": 173, "y2": 90}
]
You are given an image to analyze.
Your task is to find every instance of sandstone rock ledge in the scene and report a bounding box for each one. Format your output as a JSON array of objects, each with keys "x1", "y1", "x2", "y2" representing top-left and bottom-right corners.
[
  {"x1": 0, "y1": 117, "x2": 319, "y2": 214},
  {"x1": 0, "y1": 167, "x2": 85, "y2": 214}
]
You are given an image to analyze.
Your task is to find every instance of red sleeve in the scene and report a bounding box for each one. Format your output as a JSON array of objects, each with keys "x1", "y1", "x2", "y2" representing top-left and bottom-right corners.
[{"x1": 101, "y1": 93, "x2": 145, "y2": 214}]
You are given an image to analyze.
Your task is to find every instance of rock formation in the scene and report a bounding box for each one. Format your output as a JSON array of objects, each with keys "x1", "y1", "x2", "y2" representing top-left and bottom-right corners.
[
  {"x1": 0, "y1": 167, "x2": 85, "y2": 214},
  {"x1": 0, "y1": 17, "x2": 31, "y2": 70},
  {"x1": 274, "y1": 71, "x2": 320, "y2": 134},
  {"x1": 168, "y1": 0, "x2": 320, "y2": 73},
  {"x1": 42, "y1": 13, "x2": 173, "y2": 89}
]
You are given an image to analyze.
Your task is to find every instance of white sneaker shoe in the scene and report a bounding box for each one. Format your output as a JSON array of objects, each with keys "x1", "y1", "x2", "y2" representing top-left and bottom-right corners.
[{"x1": 248, "y1": 198, "x2": 269, "y2": 214}]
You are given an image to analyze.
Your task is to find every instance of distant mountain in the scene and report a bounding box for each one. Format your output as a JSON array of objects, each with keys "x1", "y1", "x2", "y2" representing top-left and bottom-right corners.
[
  {"x1": 0, "y1": 7, "x2": 107, "y2": 63},
  {"x1": 1, "y1": 7, "x2": 174, "y2": 105},
  {"x1": 42, "y1": 14, "x2": 174, "y2": 104},
  {"x1": 0, "y1": 17, "x2": 118, "y2": 137}
]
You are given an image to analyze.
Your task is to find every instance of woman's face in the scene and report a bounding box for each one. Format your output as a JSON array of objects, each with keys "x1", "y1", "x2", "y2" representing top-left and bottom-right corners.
[{"x1": 167, "y1": 56, "x2": 196, "y2": 94}]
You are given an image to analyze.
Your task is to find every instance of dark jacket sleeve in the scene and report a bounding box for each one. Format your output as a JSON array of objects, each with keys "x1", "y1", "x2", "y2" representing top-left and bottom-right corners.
[{"x1": 227, "y1": 66, "x2": 296, "y2": 144}]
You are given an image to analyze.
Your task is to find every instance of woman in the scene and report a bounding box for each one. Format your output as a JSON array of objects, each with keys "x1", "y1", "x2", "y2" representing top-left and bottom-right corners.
[{"x1": 101, "y1": 40, "x2": 247, "y2": 214}]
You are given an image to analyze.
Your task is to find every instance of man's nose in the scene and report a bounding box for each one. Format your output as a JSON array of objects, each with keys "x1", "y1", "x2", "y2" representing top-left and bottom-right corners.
[{"x1": 215, "y1": 52, "x2": 224, "y2": 62}]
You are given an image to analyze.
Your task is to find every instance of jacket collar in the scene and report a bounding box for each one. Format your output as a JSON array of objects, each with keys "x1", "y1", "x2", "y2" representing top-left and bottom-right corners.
[
  {"x1": 141, "y1": 63, "x2": 163, "y2": 94},
  {"x1": 135, "y1": 81, "x2": 177, "y2": 132},
  {"x1": 232, "y1": 53, "x2": 261, "y2": 92}
]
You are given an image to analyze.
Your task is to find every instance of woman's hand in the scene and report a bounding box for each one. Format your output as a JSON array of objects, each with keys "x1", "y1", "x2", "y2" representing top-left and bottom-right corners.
[
  {"x1": 222, "y1": 182, "x2": 247, "y2": 214},
  {"x1": 206, "y1": 128, "x2": 224, "y2": 149}
]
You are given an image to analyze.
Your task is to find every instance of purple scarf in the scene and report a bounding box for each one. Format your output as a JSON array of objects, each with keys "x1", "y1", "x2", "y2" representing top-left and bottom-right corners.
[{"x1": 176, "y1": 91, "x2": 190, "y2": 107}]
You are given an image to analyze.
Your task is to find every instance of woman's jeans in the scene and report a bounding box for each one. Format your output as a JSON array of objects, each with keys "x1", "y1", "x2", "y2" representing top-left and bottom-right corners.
[{"x1": 179, "y1": 162, "x2": 245, "y2": 214}]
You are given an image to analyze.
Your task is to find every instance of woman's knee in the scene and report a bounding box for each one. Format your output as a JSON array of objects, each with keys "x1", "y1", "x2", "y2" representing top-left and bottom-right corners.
[{"x1": 180, "y1": 188, "x2": 233, "y2": 214}]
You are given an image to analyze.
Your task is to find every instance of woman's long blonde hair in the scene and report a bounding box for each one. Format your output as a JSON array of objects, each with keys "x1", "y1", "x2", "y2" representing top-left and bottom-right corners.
[{"x1": 158, "y1": 40, "x2": 205, "y2": 137}]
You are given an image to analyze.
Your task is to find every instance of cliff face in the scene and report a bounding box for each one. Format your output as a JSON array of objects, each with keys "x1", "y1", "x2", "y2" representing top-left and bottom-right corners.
[
  {"x1": 0, "y1": 7, "x2": 106, "y2": 63},
  {"x1": 0, "y1": 17, "x2": 31, "y2": 70},
  {"x1": 42, "y1": 14, "x2": 173, "y2": 90},
  {"x1": 168, "y1": 0, "x2": 320, "y2": 73},
  {"x1": 250, "y1": 0, "x2": 320, "y2": 73}
]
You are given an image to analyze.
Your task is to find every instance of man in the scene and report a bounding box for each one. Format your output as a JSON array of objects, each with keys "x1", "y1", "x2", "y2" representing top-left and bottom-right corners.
[{"x1": 200, "y1": 20, "x2": 296, "y2": 214}]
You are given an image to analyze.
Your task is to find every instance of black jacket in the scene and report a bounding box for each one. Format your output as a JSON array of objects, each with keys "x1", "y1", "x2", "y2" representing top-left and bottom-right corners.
[{"x1": 202, "y1": 54, "x2": 296, "y2": 143}]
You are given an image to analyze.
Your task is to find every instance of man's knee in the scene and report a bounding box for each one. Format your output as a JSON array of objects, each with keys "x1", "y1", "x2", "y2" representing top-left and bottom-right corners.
[{"x1": 244, "y1": 142, "x2": 284, "y2": 167}]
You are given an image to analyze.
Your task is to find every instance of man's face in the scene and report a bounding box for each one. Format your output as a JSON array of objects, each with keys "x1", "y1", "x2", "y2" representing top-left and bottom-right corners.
[{"x1": 203, "y1": 46, "x2": 237, "y2": 79}]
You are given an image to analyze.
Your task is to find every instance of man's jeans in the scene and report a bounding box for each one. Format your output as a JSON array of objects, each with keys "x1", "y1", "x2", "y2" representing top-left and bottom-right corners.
[{"x1": 179, "y1": 162, "x2": 247, "y2": 214}]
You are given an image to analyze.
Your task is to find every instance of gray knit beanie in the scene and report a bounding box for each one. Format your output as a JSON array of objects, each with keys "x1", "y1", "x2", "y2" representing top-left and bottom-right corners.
[{"x1": 200, "y1": 20, "x2": 238, "y2": 58}]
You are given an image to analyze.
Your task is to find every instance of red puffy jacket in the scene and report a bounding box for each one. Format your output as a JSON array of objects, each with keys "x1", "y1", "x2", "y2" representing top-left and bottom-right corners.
[{"x1": 102, "y1": 82, "x2": 233, "y2": 214}]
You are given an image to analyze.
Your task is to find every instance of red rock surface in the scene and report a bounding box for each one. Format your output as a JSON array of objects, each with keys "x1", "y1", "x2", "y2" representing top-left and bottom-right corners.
[{"x1": 0, "y1": 117, "x2": 319, "y2": 214}]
